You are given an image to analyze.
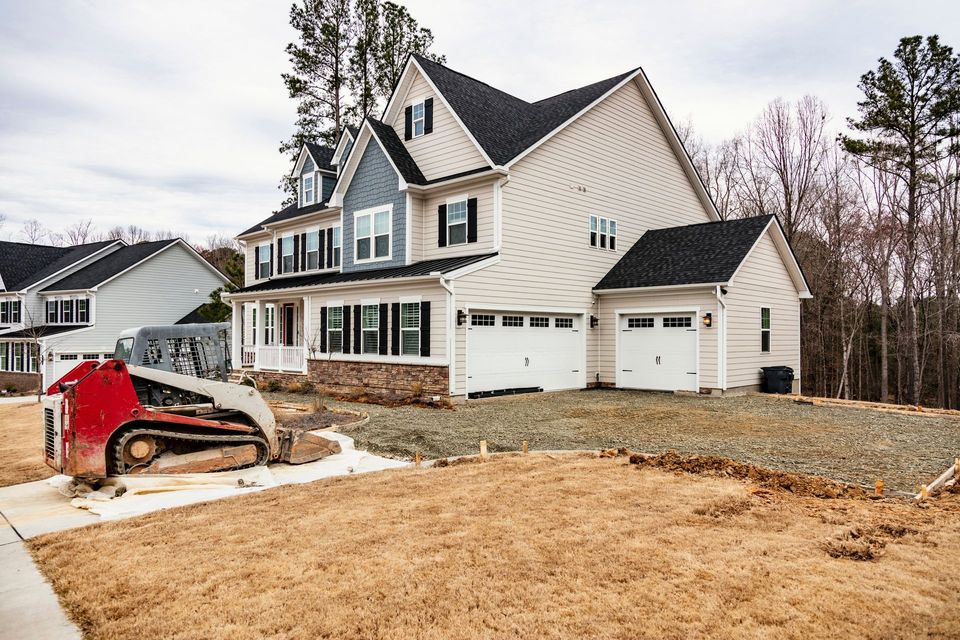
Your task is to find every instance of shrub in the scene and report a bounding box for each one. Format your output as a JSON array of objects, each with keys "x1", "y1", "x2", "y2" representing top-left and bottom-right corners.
[
  {"x1": 285, "y1": 380, "x2": 314, "y2": 394},
  {"x1": 264, "y1": 380, "x2": 281, "y2": 393},
  {"x1": 4, "y1": 384, "x2": 17, "y2": 393}
]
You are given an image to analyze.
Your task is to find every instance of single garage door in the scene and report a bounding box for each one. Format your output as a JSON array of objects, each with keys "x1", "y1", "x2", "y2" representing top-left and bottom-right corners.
[
  {"x1": 467, "y1": 312, "x2": 582, "y2": 396},
  {"x1": 618, "y1": 313, "x2": 698, "y2": 391}
]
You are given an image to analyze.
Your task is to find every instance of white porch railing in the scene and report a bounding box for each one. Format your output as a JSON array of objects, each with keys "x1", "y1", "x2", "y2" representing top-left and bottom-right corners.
[
  {"x1": 241, "y1": 345, "x2": 256, "y2": 367},
  {"x1": 251, "y1": 345, "x2": 307, "y2": 373}
]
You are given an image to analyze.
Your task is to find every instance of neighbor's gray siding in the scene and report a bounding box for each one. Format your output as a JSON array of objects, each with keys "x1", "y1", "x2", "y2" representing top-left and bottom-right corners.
[
  {"x1": 341, "y1": 140, "x2": 406, "y2": 272},
  {"x1": 300, "y1": 156, "x2": 315, "y2": 175}
]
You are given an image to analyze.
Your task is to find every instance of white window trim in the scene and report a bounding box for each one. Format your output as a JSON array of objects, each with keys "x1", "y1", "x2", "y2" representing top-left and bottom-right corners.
[
  {"x1": 304, "y1": 227, "x2": 321, "y2": 271},
  {"x1": 353, "y1": 204, "x2": 393, "y2": 264},
  {"x1": 446, "y1": 194, "x2": 469, "y2": 246},
  {"x1": 361, "y1": 303, "x2": 380, "y2": 354},
  {"x1": 760, "y1": 306, "x2": 772, "y2": 353},
  {"x1": 331, "y1": 225, "x2": 342, "y2": 268},
  {"x1": 280, "y1": 235, "x2": 295, "y2": 274},
  {"x1": 411, "y1": 98, "x2": 426, "y2": 138},
  {"x1": 302, "y1": 173, "x2": 316, "y2": 206},
  {"x1": 326, "y1": 304, "x2": 344, "y2": 353},
  {"x1": 590, "y1": 215, "x2": 618, "y2": 251},
  {"x1": 257, "y1": 242, "x2": 272, "y2": 279},
  {"x1": 400, "y1": 301, "x2": 421, "y2": 357}
]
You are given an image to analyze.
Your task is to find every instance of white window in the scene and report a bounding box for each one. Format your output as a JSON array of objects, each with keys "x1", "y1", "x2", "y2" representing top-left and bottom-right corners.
[
  {"x1": 761, "y1": 307, "x2": 771, "y2": 353},
  {"x1": 302, "y1": 174, "x2": 315, "y2": 206},
  {"x1": 400, "y1": 302, "x2": 420, "y2": 356},
  {"x1": 447, "y1": 198, "x2": 468, "y2": 245},
  {"x1": 589, "y1": 215, "x2": 617, "y2": 250},
  {"x1": 332, "y1": 226, "x2": 342, "y2": 267},
  {"x1": 412, "y1": 100, "x2": 425, "y2": 137},
  {"x1": 77, "y1": 299, "x2": 89, "y2": 324},
  {"x1": 61, "y1": 300, "x2": 74, "y2": 324},
  {"x1": 361, "y1": 304, "x2": 379, "y2": 354},
  {"x1": 306, "y1": 231, "x2": 320, "y2": 270},
  {"x1": 258, "y1": 244, "x2": 271, "y2": 279},
  {"x1": 0, "y1": 300, "x2": 21, "y2": 324},
  {"x1": 355, "y1": 208, "x2": 391, "y2": 262},
  {"x1": 264, "y1": 305, "x2": 276, "y2": 345},
  {"x1": 47, "y1": 301, "x2": 58, "y2": 323},
  {"x1": 327, "y1": 306, "x2": 343, "y2": 353},
  {"x1": 0, "y1": 345, "x2": 5, "y2": 370},
  {"x1": 281, "y1": 236, "x2": 294, "y2": 273}
]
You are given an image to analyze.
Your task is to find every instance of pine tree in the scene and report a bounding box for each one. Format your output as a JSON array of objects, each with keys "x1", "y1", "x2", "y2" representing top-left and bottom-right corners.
[
  {"x1": 377, "y1": 2, "x2": 445, "y2": 100},
  {"x1": 347, "y1": 0, "x2": 381, "y2": 123}
]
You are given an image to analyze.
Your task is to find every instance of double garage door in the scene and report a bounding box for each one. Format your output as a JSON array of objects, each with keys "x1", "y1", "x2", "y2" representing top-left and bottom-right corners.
[
  {"x1": 618, "y1": 312, "x2": 698, "y2": 391},
  {"x1": 467, "y1": 312, "x2": 582, "y2": 396}
]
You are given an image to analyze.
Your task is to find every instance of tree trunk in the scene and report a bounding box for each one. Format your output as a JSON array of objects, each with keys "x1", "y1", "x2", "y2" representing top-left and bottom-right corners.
[{"x1": 879, "y1": 291, "x2": 889, "y2": 403}]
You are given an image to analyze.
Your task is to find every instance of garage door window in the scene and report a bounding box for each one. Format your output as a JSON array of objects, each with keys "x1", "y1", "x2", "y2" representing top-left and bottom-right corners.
[
  {"x1": 502, "y1": 316, "x2": 523, "y2": 327},
  {"x1": 761, "y1": 307, "x2": 771, "y2": 352},
  {"x1": 663, "y1": 317, "x2": 692, "y2": 328},
  {"x1": 627, "y1": 318, "x2": 654, "y2": 328},
  {"x1": 555, "y1": 318, "x2": 573, "y2": 328},
  {"x1": 529, "y1": 317, "x2": 549, "y2": 328},
  {"x1": 471, "y1": 314, "x2": 494, "y2": 326},
  {"x1": 361, "y1": 305, "x2": 379, "y2": 353}
]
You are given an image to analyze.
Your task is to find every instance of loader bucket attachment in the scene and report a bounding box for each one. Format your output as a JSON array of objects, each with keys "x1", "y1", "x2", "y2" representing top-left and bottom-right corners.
[{"x1": 277, "y1": 428, "x2": 342, "y2": 465}]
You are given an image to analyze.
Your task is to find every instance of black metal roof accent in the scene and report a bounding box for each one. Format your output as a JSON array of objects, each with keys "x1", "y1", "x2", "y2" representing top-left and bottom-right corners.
[
  {"x1": 594, "y1": 215, "x2": 775, "y2": 290},
  {"x1": 411, "y1": 54, "x2": 638, "y2": 167},
  {"x1": 0, "y1": 324, "x2": 89, "y2": 339},
  {"x1": 41, "y1": 239, "x2": 180, "y2": 292},
  {"x1": 233, "y1": 253, "x2": 497, "y2": 294},
  {"x1": 0, "y1": 240, "x2": 118, "y2": 292}
]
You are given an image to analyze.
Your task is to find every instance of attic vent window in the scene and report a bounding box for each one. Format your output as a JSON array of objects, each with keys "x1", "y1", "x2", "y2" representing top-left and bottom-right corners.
[{"x1": 412, "y1": 101, "x2": 425, "y2": 137}]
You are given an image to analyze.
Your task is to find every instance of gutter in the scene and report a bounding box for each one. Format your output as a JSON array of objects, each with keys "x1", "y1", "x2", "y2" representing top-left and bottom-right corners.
[
  {"x1": 222, "y1": 273, "x2": 442, "y2": 300},
  {"x1": 403, "y1": 167, "x2": 508, "y2": 193},
  {"x1": 593, "y1": 282, "x2": 725, "y2": 295},
  {"x1": 716, "y1": 285, "x2": 727, "y2": 390}
]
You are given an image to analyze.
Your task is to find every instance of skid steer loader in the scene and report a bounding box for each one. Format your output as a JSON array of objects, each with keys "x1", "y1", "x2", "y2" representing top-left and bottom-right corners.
[{"x1": 42, "y1": 325, "x2": 339, "y2": 479}]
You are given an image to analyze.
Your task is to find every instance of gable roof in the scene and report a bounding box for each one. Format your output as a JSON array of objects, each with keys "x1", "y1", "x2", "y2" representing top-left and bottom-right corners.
[
  {"x1": 595, "y1": 215, "x2": 781, "y2": 291},
  {"x1": 0, "y1": 239, "x2": 119, "y2": 292},
  {"x1": 304, "y1": 142, "x2": 336, "y2": 173},
  {"x1": 41, "y1": 239, "x2": 214, "y2": 292},
  {"x1": 232, "y1": 253, "x2": 496, "y2": 294},
  {"x1": 365, "y1": 116, "x2": 427, "y2": 185},
  {"x1": 409, "y1": 54, "x2": 639, "y2": 167}
]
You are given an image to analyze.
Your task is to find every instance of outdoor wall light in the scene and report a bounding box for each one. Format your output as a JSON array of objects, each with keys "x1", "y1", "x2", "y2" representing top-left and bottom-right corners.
[
  {"x1": 703, "y1": 312, "x2": 713, "y2": 328},
  {"x1": 590, "y1": 315, "x2": 599, "y2": 328},
  {"x1": 457, "y1": 309, "x2": 467, "y2": 326}
]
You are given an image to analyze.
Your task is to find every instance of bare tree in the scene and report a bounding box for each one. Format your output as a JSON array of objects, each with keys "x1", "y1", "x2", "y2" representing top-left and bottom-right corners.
[
  {"x1": 56, "y1": 219, "x2": 95, "y2": 246},
  {"x1": 20, "y1": 219, "x2": 49, "y2": 244}
]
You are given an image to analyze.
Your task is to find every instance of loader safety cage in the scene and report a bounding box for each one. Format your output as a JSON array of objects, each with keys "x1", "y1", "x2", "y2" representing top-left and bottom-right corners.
[{"x1": 114, "y1": 323, "x2": 232, "y2": 382}]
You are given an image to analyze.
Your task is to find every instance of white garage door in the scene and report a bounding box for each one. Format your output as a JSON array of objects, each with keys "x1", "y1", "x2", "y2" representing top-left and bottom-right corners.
[
  {"x1": 618, "y1": 313, "x2": 698, "y2": 391},
  {"x1": 467, "y1": 312, "x2": 582, "y2": 396}
]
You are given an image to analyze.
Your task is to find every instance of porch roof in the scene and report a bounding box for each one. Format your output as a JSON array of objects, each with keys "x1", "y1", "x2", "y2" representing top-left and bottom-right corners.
[
  {"x1": 233, "y1": 253, "x2": 497, "y2": 295},
  {"x1": 0, "y1": 324, "x2": 88, "y2": 339}
]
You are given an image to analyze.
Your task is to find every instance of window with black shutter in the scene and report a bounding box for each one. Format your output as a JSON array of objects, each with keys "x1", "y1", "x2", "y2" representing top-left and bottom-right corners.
[
  {"x1": 342, "y1": 305, "x2": 352, "y2": 353},
  {"x1": 391, "y1": 303, "x2": 401, "y2": 355},
  {"x1": 378, "y1": 303, "x2": 388, "y2": 355},
  {"x1": 423, "y1": 98, "x2": 433, "y2": 134},
  {"x1": 353, "y1": 304, "x2": 362, "y2": 354},
  {"x1": 419, "y1": 301, "x2": 431, "y2": 357}
]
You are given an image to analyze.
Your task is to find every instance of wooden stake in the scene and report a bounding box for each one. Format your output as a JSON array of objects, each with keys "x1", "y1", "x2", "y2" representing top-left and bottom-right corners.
[
  {"x1": 522, "y1": 440, "x2": 529, "y2": 455},
  {"x1": 875, "y1": 479, "x2": 884, "y2": 497},
  {"x1": 955, "y1": 458, "x2": 959, "y2": 481},
  {"x1": 414, "y1": 451, "x2": 422, "y2": 468},
  {"x1": 479, "y1": 440, "x2": 488, "y2": 460},
  {"x1": 920, "y1": 484, "x2": 929, "y2": 501}
]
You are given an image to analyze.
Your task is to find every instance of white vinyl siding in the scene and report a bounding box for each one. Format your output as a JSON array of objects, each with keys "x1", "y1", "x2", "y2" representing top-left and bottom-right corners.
[
  {"x1": 391, "y1": 70, "x2": 487, "y2": 181},
  {"x1": 416, "y1": 181, "x2": 496, "y2": 262}
]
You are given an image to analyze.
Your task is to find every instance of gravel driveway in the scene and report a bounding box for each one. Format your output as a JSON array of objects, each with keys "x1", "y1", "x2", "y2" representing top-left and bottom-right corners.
[{"x1": 269, "y1": 389, "x2": 959, "y2": 492}]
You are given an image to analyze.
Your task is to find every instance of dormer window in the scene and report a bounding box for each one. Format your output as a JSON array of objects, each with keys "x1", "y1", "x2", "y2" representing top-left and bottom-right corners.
[
  {"x1": 412, "y1": 101, "x2": 425, "y2": 137},
  {"x1": 302, "y1": 174, "x2": 315, "y2": 206}
]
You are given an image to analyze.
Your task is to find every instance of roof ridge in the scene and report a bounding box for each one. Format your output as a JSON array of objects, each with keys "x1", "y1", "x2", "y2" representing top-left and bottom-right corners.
[
  {"x1": 643, "y1": 214, "x2": 774, "y2": 233},
  {"x1": 0, "y1": 238, "x2": 115, "y2": 250},
  {"x1": 531, "y1": 68, "x2": 640, "y2": 105}
]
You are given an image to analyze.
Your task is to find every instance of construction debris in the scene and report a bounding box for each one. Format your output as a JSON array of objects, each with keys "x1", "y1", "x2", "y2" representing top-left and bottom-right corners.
[{"x1": 915, "y1": 459, "x2": 958, "y2": 501}]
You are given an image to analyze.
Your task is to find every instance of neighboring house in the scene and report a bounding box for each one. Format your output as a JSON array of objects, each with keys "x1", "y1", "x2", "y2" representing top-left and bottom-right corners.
[
  {"x1": 227, "y1": 54, "x2": 810, "y2": 399},
  {"x1": 0, "y1": 238, "x2": 229, "y2": 391}
]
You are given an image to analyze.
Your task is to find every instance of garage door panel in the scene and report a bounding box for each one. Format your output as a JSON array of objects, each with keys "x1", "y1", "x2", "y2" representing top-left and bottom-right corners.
[{"x1": 618, "y1": 313, "x2": 697, "y2": 391}]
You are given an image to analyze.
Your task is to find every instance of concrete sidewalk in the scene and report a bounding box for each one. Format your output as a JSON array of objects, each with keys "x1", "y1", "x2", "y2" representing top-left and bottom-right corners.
[{"x1": 0, "y1": 518, "x2": 82, "y2": 640}]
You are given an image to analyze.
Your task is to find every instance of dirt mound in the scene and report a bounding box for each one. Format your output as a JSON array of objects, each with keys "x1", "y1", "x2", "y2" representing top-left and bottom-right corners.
[
  {"x1": 823, "y1": 523, "x2": 919, "y2": 561},
  {"x1": 629, "y1": 450, "x2": 868, "y2": 499}
]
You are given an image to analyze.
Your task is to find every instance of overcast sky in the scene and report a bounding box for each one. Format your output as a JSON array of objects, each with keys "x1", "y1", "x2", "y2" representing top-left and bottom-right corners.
[{"x1": 1, "y1": 0, "x2": 958, "y2": 244}]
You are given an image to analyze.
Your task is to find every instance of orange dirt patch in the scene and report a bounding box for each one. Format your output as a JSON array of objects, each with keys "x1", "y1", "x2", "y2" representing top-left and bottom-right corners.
[
  {"x1": 29, "y1": 455, "x2": 960, "y2": 640},
  {"x1": 0, "y1": 401, "x2": 53, "y2": 487}
]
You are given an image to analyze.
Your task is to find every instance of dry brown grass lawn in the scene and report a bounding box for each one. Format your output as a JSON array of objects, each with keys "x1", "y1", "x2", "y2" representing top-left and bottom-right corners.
[
  {"x1": 0, "y1": 401, "x2": 52, "y2": 487},
  {"x1": 30, "y1": 456, "x2": 960, "y2": 640}
]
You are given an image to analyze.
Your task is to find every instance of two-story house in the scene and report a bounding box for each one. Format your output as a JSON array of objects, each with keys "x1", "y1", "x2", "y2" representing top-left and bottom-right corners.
[
  {"x1": 227, "y1": 55, "x2": 810, "y2": 399},
  {"x1": 0, "y1": 238, "x2": 228, "y2": 391}
]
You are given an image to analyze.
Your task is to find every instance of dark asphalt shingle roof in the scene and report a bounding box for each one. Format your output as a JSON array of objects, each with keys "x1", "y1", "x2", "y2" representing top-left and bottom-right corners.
[
  {"x1": 0, "y1": 240, "x2": 118, "y2": 291},
  {"x1": 412, "y1": 54, "x2": 639, "y2": 166},
  {"x1": 0, "y1": 324, "x2": 89, "y2": 338},
  {"x1": 366, "y1": 116, "x2": 427, "y2": 185},
  {"x1": 305, "y1": 142, "x2": 336, "y2": 172},
  {"x1": 594, "y1": 215, "x2": 775, "y2": 290},
  {"x1": 234, "y1": 253, "x2": 496, "y2": 294},
  {"x1": 41, "y1": 239, "x2": 180, "y2": 291}
]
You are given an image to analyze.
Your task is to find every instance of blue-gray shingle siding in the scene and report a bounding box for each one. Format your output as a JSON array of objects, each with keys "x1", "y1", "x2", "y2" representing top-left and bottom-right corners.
[
  {"x1": 341, "y1": 141, "x2": 406, "y2": 272},
  {"x1": 321, "y1": 175, "x2": 336, "y2": 204}
]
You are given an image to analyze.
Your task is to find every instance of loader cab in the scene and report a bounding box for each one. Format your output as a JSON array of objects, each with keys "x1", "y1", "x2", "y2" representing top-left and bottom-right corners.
[
  {"x1": 114, "y1": 337, "x2": 135, "y2": 363},
  {"x1": 113, "y1": 323, "x2": 232, "y2": 382}
]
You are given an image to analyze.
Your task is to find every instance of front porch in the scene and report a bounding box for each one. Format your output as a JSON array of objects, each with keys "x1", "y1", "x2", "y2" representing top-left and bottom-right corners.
[{"x1": 232, "y1": 297, "x2": 312, "y2": 375}]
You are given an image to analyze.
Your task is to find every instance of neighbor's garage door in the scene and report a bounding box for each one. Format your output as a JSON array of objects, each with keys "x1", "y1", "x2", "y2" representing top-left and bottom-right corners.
[
  {"x1": 618, "y1": 313, "x2": 698, "y2": 391},
  {"x1": 467, "y1": 312, "x2": 582, "y2": 395}
]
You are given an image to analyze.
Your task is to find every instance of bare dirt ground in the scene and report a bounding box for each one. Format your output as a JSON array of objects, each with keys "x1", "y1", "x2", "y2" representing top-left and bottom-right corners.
[
  {"x1": 0, "y1": 401, "x2": 52, "y2": 487},
  {"x1": 30, "y1": 455, "x2": 960, "y2": 640},
  {"x1": 288, "y1": 389, "x2": 960, "y2": 493}
]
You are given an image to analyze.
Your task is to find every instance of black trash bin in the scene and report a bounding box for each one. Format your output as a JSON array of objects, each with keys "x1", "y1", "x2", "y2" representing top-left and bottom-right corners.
[{"x1": 760, "y1": 366, "x2": 794, "y2": 394}]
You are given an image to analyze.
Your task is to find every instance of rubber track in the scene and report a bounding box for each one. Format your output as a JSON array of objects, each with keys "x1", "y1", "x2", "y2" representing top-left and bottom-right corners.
[{"x1": 112, "y1": 428, "x2": 270, "y2": 475}]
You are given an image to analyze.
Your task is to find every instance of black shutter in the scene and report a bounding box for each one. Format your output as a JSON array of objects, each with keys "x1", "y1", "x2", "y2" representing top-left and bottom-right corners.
[
  {"x1": 353, "y1": 304, "x2": 361, "y2": 354},
  {"x1": 437, "y1": 204, "x2": 447, "y2": 248},
  {"x1": 404, "y1": 105, "x2": 413, "y2": 140},
  {"x1": 326, "y1": 229, "x2": 334, "y2": 268},
  {"x1": 467, "y1": 198, "x2": 478, "y2": 243},
  {"x1": 420, "y1": 301, "x2": 431, "y2": 357},
  {"x1": 268, "y1": 245, "x2": 274, "y2": 276},
  {"x1": 300, "y1": 233, "x2": 307, "y2": 270},
  {"x1": 254, "y1": 246, "x2": 260, "y2": 279},
  {"x1": 318, "y1": 229, "x2": 326, "y2": 269},
  {"x1": 276, "y1": 239, "x2": 282, "y2": 273},
  {"x1": 320, "y1": 307, "x2": 328, "y2": 353},
  {"x1": 378, "y1": 303, "x2": 388, "y2": 355},
  {"x1": 343, "y1": 306, "x2": 351, "y2": 354},
  {"x1": 424, "y1": 98, "x2": 433, "y2": 134},
  {"x1": 293, "y1": 234, "x2": 300, "y2": 272},
  {"x1": 391, "y1": 303, "x2": 400, "y2": 355}
]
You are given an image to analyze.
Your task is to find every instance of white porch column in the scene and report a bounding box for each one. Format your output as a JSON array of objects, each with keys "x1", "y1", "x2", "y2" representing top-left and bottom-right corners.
[
  {"x1": 230, "y1": 300, "x2": 241, "y2": 370},
  {"x1": 254, "y1": 300, "x2": 266, "y2": 370},
  {"x1": 302, "y1": 295, "x2": 311, "y2": 374}
]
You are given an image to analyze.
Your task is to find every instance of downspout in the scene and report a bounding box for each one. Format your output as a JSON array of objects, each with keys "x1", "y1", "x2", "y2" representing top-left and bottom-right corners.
[
  {"x1": 493, "y1": 175, "x2": 510, "y2": 253},
  {"x1": 439, "y1": 275, "x2": 456, "y2": 396},
  {"x1": 716, "y1": 285, "x2": 726, "y2": 390}
]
